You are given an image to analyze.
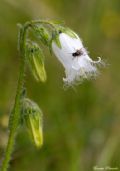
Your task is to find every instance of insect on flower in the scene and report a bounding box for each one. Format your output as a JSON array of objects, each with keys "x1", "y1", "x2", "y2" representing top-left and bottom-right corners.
[{"x1": 72, "y1": 49, "x2": 84, "y2": 57}]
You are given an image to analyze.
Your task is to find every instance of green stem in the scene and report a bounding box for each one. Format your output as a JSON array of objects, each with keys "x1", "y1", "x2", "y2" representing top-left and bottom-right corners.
[
  {"x1": 25, "y1": 20, "x2": 56, "y2": 28},
  {"x1": 1, "y1": 20, "x2": 55, "y2": 171},
  {"x1": 1, "y1": 25, "x2": 28, "y2": 171}
]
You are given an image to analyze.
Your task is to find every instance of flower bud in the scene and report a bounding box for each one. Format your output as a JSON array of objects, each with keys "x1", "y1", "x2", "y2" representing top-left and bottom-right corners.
[
  {"x1": 21, "y1": 98, "x2": 43, "y2": 148},
  {"x1": 52, "y1": 27, "x2": 103, "y2": 85},
  {"x1": 26, "y1": 41, "x2": 47, "y2": 82},
  {"x1": 32, "y1": 25, "x2": 50, "y2": 46}
]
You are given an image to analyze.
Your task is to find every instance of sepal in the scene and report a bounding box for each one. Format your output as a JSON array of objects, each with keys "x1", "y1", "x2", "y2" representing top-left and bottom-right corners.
[
  {"x1": 57, "y1": 26, "x2": 78, "y2": 39},
  {"x1": 51, "y1": 26, "x2": 79, "y2": 49},
  {"x1": 63, "y1": 27, "x2": 78, "y2": 39},
  {"x1": 51, "y1": 30, "x2": 62, "y2": 48}
]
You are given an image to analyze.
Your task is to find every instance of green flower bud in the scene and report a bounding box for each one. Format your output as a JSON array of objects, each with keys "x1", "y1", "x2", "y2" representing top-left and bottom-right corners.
[
  {"x1": 21, "y1": 98, "x2": 43, "y2": 148},
  {"x1": 32, "y1": 25, "x2": 50, "y2": 46},
  {"x1": 26, "y1": 41, "x2": 47, "y2": 82}
]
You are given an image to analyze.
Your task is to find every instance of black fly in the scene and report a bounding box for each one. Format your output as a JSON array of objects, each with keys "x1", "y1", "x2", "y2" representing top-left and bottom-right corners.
[{"x1": 72, "y1": 49, "x2": 84, "y2": 57}]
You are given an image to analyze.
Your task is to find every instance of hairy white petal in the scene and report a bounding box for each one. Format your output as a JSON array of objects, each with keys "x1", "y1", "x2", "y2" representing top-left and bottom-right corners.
[
  {"x1": 52, "y1": 42, "x2": 72, "y2": 69},
  {"x1": 52, "y1": 32, "x2": 103, "y2": 86},
  {"x1": 59, "y1": 33, "x2": 83, "y2": 53}
]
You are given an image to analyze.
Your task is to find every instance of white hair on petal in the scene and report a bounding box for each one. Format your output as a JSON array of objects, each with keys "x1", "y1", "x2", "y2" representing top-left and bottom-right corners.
[{"x1": 52, "y1": 32, "x2": 104, "y2": 86}]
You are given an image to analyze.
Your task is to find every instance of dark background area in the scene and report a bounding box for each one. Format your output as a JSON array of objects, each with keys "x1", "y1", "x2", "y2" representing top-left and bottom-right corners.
[{"x1": 0, "y1": 0, "x2": 120, "y2": 170}]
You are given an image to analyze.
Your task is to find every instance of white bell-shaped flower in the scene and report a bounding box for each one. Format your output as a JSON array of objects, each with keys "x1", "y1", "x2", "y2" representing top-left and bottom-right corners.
[{"x1": 52, "y1": 31, "x2": 103, "y2": 85}]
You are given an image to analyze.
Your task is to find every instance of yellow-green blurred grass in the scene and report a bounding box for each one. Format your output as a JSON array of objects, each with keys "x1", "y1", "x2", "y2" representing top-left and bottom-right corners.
[{"x1": 0, "y1": 0, "x2": 120, "y2": 171}]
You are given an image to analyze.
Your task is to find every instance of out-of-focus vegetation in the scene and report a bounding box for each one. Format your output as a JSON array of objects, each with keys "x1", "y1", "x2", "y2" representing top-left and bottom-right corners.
[{"x1": 0, "y1": 0, "x2": 120, "y2": 170}]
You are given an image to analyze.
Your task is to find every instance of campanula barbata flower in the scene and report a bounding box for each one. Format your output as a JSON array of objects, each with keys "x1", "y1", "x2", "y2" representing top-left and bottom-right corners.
[{"x1": 52, "y1": 28, "x2": 103, "y2": 85}]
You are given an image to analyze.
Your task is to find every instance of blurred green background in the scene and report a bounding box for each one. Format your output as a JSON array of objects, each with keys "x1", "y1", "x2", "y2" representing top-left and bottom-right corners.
[{"x1": 0, "y1": 0, "x2": 120, "y2": 171}]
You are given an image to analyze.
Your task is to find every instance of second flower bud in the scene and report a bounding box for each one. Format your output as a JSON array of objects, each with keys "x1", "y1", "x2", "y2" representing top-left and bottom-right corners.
[{"x1": 26, "y1": 41, "x2": 47, "y2": 82}]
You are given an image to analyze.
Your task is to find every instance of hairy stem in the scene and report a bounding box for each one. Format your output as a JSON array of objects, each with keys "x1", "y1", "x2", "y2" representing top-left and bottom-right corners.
[
  {"x1": 1, "y1": 25, "x2": 27, "y2": 171},
  {"x1": 1, "y1": 20, "x2": 55, "y2": 171}
]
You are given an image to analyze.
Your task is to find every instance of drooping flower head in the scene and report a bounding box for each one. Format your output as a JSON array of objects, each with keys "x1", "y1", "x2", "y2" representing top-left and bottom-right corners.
[{"x1": 52, "y1": 27, "x2": 103, "y2": 86}]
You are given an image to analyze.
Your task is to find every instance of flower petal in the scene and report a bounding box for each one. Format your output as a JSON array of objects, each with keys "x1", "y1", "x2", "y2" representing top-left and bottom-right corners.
[{"x1": 52, "y1": 31, "x2": 104, "y2": 86}]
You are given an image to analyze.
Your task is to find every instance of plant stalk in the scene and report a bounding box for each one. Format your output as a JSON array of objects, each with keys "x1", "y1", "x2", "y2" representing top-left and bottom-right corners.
[
  {"x1": 1, "y1": 25, "x2": 27, "y2": 171},
  {"x1": 1, "y1": 20, "x2": 55, "y2": 171}
]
